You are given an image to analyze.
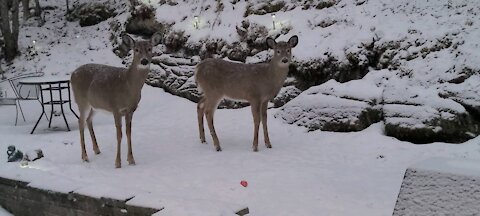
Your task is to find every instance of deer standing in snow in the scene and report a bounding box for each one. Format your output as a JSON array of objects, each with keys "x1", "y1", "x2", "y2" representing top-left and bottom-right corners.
[
  {"x1": 71, "y1": 33, "x2": 161, "y2": 168},
  {"x1": 195, "y1": 35, "x2": 298, "y2": 152}
]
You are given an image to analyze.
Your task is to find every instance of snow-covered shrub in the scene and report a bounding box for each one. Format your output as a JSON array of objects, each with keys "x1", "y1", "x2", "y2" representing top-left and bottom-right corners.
[
  {"x1": 125, "y1": 4, "x2": 167, "y2": 36},
  {"x1": 66, "y1": 3, "x2": 115, "y2": 27},
  {"x1": 244, "y1": 1, "x2": 287, "y2": 17},
  {"x1": 235, "y1": 20, "x2": 269, "y2": 52},
  {"x1": 164, "y1": 30, "x2": 188, "y2": 52}
]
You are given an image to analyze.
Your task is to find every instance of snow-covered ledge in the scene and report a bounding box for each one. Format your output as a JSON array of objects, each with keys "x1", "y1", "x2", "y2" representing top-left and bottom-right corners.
[{"x1": 393, "y1": 157, "x2": 480, "y2": 215}]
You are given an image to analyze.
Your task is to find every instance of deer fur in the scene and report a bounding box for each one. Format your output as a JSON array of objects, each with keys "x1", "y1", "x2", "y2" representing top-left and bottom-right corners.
[
  {"x1": 195, "y1": 35, "x2": 299, "y2": 152},
  {"x1": 71, "y1": 33, "x2": 161, "y2": 168}
]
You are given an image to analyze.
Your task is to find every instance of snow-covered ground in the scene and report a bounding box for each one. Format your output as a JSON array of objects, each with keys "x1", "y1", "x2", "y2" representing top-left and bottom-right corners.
[
  {"x1": 1, "y1": 0, "x2": 480, "y2": 215},
  {"x1": 0, "y1": 206, "x2": 12, "y2": 216},
  {"x1": 1, "y1": 86, "x2": 480, "y2": 215}
]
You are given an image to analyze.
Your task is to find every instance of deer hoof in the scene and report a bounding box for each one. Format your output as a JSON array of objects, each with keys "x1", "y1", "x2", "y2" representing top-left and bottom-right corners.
[
  {"x1": 266, "y1": 143, "x2": 272, "y2": 148},
  {"x1": 115, "y1": 161, "x2": 121, "y2": 168},
  {"x1": 128, "y1": 158, "x2": 136, "y2": 165},
  {"x1": 215, "y1": 146, "x2": 222, "y2": 152},
  {"x1": 253, "y1": 146, "x2": 258, "y2": 152},
  {"x1": 200, "y1": 139, "x2": 207, "y2": 144},
  {"x1": 82, "y1": 155, "x2": 89, "y2": 162},
  {"x1": 94, "y1": 150, "x2": 101, "y2": 155}
]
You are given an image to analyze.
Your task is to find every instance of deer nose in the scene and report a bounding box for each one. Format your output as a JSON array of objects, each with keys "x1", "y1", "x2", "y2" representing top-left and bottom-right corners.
[
  {"x1": 282, "y1": 58, "x2": 288, "y2": 63},
  {"x1": 141, "y1": 59, "x2": 149, "y2": 65}
]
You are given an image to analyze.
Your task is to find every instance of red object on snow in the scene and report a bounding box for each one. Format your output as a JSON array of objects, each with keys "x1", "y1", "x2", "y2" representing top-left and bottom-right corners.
[{"x1": 240, "y1": 180, "x2": 248, "y2": 187}]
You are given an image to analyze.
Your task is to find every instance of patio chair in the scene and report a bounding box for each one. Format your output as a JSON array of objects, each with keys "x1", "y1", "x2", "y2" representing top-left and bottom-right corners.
[{"x1": 0, "y1": 72, "x2": 44, "y2": 125}]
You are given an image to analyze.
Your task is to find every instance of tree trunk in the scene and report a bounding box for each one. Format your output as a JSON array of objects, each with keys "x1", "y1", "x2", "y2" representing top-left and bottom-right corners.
[
  {"x1": 33, "y1": 0, "x2": 40, "y2": 16},
  {"x1": 0, "y1": 62, "x2": 4, "y2": 80},
  {"x1": 65, "y1": 0, "x2": 70, "y2": 14},
  {"x1": 22, "y1": 0, "x2": 30, "y2": 20},
  {"x1": 0, "y1": 0, "x2": 20, "y2": 62}
]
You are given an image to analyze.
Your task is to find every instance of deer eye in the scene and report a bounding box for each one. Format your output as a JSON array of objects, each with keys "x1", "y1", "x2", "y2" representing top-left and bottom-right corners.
[
  {"x1": 287, "y1": 50, "x2": 290, "y2": 54},
  {"x1": 135, "y1": 48, "x2": 139, "y2": 52},
  {"x1": 148, "y1": 48, "x2": 152, "y2": 52},
  {"x1": 277, "y1": 50, "x2": 281, "y2": 54}
]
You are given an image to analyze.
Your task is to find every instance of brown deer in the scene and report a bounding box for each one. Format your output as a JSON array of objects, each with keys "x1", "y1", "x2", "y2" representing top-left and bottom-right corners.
[
  {"x1": 195, "y1": 35, "x2": 298, "y2": 152},
  {"x1": 70, "y1": 33, "x2": 161, "y2": 168}
]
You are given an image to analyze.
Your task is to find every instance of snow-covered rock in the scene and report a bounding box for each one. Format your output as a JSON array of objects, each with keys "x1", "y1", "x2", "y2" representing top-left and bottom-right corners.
[
  {"x1": 272, "y1": 85, "x2": 302, "y2": 108},
  {"x1": 275, "y1": 71, "x2": 386, "y2": 131},
  {"x1": 393, "y1": 158, "x2": 480, "y2": 216},
  {"x1": 383, "y1": 77, "x2": 480, "y2": 143},
  {"x1": 146, "y1": 54, "x2": 199, "y2": 103}
]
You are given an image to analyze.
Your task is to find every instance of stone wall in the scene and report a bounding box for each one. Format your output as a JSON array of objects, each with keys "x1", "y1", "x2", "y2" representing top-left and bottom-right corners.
[
  {"x1": 0, "y1": 176, "x2": 249, "y2": 216},
  {"x1": 0, "y1": 177, "x2": 160, "y2": 216}
]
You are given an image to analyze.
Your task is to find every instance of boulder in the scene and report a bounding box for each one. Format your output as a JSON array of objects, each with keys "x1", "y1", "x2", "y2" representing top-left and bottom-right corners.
[
  {"x1": 442, "y1": 75, "x2": 480, "y2": 121},
  {"x1": 275, "y1": 71, "x2": 386, "y2": 131},
  {"x1": 383, "y1": 78, "x2": 480, "y2": 143},
  {"x1": 272, "y1": 85, "x2": 302, "y2": 108},
  {"x1": 146, "y1": 54, "x2": 199, "y2": 103}
]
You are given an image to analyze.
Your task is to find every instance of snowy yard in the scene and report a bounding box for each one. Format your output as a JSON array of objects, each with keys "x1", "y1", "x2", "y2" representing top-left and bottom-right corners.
[
  {"x1": 1, "y1": 85, "x2": 479, "y2": 215},
  {"x1": 0, "y1": 0, "x2": 479, "y2": 215}
]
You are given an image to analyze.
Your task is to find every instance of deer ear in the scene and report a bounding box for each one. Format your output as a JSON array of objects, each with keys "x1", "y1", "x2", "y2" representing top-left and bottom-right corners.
[
  {"x1": 266, "y1": 37, "x2": 276, "y2": 49},
  {"x1": 151, "y1": 32, "x2": 162, "y2": 46},
  {"x1": 122, "y1": 34, "x2": 135, "y2": 49},
  {"x1": 288, "y1": 35, "x2": 298, "y2": 48}
]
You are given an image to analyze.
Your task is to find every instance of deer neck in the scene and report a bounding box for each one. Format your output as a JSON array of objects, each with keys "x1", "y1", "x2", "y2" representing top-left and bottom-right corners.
[
  {"x1": 267, "y1": 59, "x2": 289, "y2": 85},
  {"x1": 126, "y1": 60, "x2": 149, "y2": 90}
]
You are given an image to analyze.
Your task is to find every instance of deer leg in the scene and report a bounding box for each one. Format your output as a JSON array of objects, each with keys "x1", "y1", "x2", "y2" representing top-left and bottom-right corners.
[
  {"x1": 205, "y1": 99, "x2": 221, "y2": 151},
  {"x1": 125, "y1": 112, "x2": 135, "y2": 165},
  {"x1": 261, "y1": 101, "x2": 272, "y2": 148},
  {"x1": 86, "y1": 109, "x2": 100, "y2": 154},
  {"x1": 114, "y1": 113, "x2": 122, "y2": 168},
  {"x1": 251, "y1": 101, "x2": 261, "y2": 152},
  {"x1": 78, "y1": 106, "x2": 89, "y2": 162},
  {"x1": 197, "y1": 97, "x2": 206, "y2": 143}
]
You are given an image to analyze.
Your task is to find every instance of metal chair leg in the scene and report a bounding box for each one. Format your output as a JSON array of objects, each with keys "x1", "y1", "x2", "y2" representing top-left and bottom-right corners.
[
  {"x1": 15, "y1": 102, "x2": 19, "y2": 126},
  {"x1": 48, "y1": 84, "x2": 54, "y2": 128},
  {"x1": 67, "y1": 82, "x2": 79, "y2": 119},
  {"x1": 58, "y1": 83, "x2": 70, "y2": 131},
  {"x1": 17, "y1": 100, "x2": 26, "y2": 122}
]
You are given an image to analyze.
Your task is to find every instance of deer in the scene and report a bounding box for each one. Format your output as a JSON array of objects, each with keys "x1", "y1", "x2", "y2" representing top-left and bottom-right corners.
[
  {"x1": 195, "y1": 35, "x2": 298, "y2": 152},
  {"x1": 70, "y1": 33, "x2": 161, "y2": 168}
]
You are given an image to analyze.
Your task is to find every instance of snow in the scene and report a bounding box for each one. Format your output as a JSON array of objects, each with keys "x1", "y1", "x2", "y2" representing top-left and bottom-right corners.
[
  {"x1": 2, "y1": 86, "x2": 480, "y2": 215},
  {"x1": 0, "y1": 0, "x2": 479, "y2": 215},
  {"x1": 411, "y1": 157, "x2": 480, "y2": 178},
  {"x1": 0, "y1": 207, "x2": 12, "y2": 216}
]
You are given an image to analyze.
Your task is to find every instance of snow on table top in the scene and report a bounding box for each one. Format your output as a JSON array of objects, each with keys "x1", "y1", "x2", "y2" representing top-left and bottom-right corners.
[{"x1": 410, "y1": 157, "x2": 480, "y2": 178}]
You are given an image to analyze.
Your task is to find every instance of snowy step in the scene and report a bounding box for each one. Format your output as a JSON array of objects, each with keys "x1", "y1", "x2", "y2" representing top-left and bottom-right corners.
[
  {"x1": 128, "y1": 193, "x2": 249, "y2": 216},
  {"x1": 393, "y1": 157, "x2": 480, "y2": 215}
]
